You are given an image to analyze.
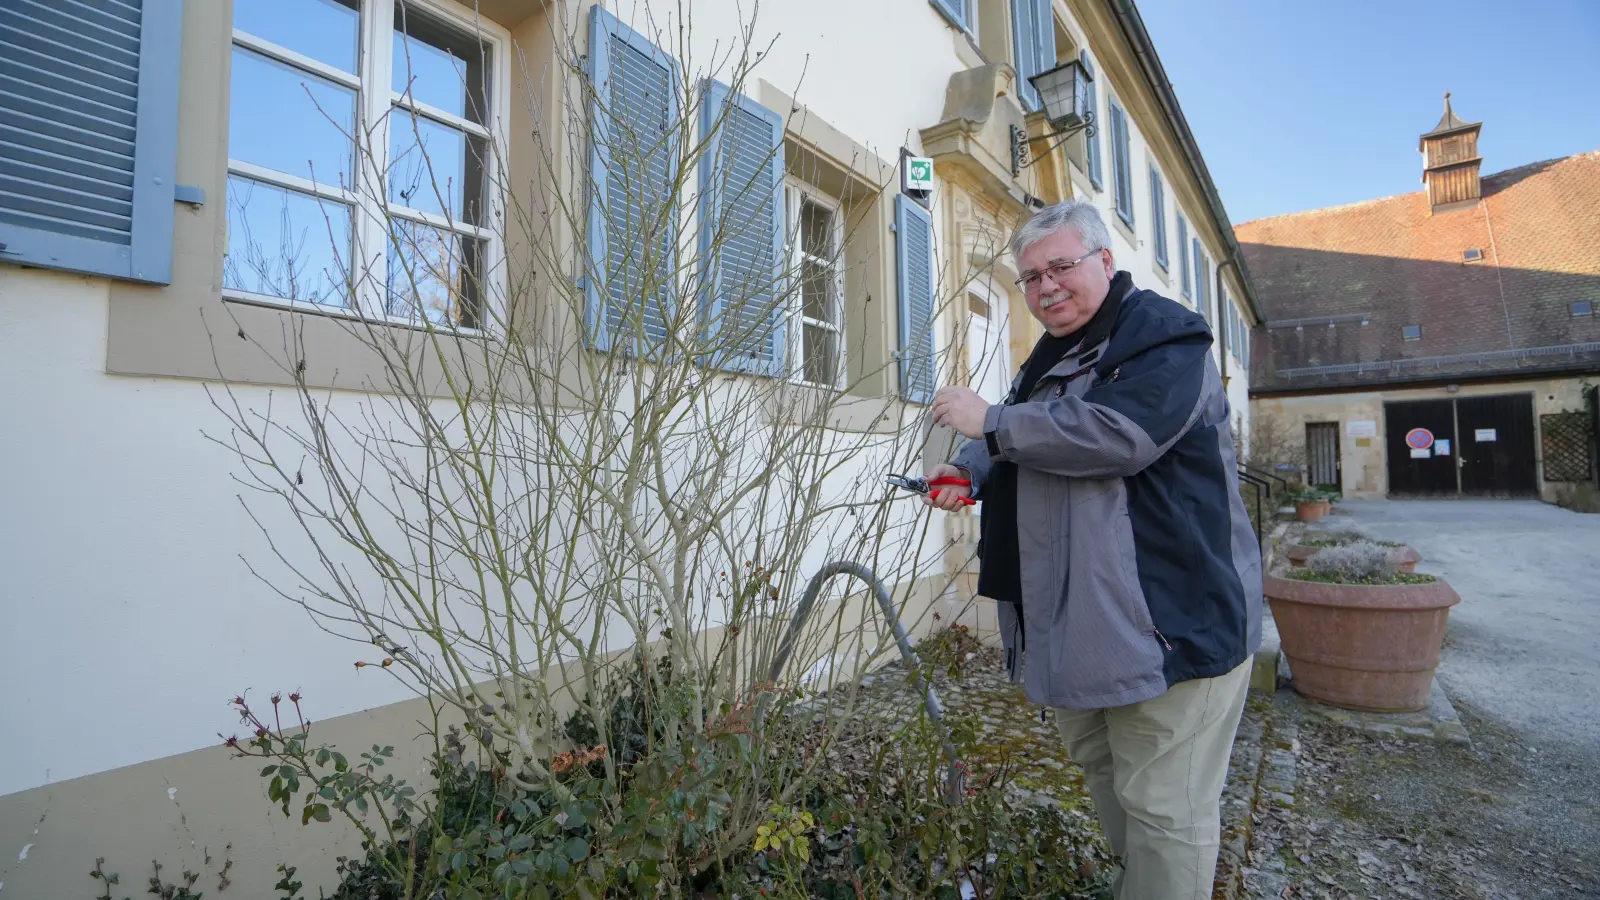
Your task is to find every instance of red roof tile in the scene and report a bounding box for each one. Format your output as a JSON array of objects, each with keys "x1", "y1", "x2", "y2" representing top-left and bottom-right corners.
[{"x1": 1237, "y1": 151, "x2": 1600, "y2": 392}]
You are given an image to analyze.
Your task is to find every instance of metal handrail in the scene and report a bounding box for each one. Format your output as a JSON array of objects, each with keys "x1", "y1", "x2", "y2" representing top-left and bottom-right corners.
[
  {"x1": 1237, "y1": 469, "x2": 1269, "y2": 540},
  {"x1": 1238, "y1": 463, "x2": 1286, "y2": 494}
]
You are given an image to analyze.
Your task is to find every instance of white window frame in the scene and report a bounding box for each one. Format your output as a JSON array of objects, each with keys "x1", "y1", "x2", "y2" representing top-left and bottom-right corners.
[
  {"x1": 785, "y1": 180, "x2": 846, "y2": 389},
  {"x1": 224, "y1": 0, "x2": 511, "y2": 332}
]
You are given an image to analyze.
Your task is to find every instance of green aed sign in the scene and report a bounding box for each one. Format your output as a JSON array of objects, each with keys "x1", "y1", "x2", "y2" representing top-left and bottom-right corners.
[{"x1": 904, "y1": 156, "x2": 934, "y2": 193}]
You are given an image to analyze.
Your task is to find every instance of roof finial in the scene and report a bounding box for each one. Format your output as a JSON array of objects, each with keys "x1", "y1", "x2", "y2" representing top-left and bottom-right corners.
[{"x1": 1426, "y1": 91, "x2": 1472, "y2": 136}]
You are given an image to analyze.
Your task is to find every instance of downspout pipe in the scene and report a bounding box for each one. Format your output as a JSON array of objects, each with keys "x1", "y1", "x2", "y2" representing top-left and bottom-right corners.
[{"x1": 1216, "y1": 256, "x2": 1241, "y2": 385}]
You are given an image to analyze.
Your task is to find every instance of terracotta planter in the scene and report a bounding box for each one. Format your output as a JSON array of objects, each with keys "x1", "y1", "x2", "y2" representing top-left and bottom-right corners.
[
  {"x1": 1265, "y1": 572, "x2": 1460, "y2": 712},
  {"x1": 1294, "y1": 501, "x2": 1326, "y2": 524},
  {"x1": 1286, "y1": 543, "x2": 1422, "y2": 573}
]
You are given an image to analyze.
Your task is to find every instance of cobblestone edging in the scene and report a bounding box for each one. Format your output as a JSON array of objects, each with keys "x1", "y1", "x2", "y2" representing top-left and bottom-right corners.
[
  {"x1": 1210, "y1": 520, "x2": 1301, "y2": 899},
  {"x1": 1240, "y1": 699, "x2": 1303, "y2": 899},
  {"x1": 1212, "y1": 698, "x2": 1270, "y2": 899}
]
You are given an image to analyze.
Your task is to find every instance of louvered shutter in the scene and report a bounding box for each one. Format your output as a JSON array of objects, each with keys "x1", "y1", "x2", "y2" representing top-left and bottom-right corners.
[
  {"x1": 1177, "y1": 214, "x2": 1190, "y2": 298},
  {"x1": 929, "y1": 0, "x2": 966, "y2": 29},
  {"x1": 1110, "y1": 101, "x2": 1133, "y2": 226},
  {"x1": 1149, "y1": 167, "x2": 1167, "y2": 268},
  {"x1": 0, "y1": 0, "x2": 183, "y2": 284},
  {"x1": 697, "y1": 80, "x2": 785, "y2": 375},
  {"x1": 1080, "y1": 51, "x2": 1102, "y2": 187},
  {"x1": 1011, "y1": 0, "x2": 1053, "y2": 111},
  {"x1": 895, "y1": 194, "x2": 936, "y2": 405},
  {"x1": 585, "y1": 5, "x2": 680, "y2": 354}
]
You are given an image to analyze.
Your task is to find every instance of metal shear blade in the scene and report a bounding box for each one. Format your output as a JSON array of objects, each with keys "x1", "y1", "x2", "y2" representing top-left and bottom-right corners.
[{"x1": 885, "y1": 474, "x2": 930, "y2": 494}]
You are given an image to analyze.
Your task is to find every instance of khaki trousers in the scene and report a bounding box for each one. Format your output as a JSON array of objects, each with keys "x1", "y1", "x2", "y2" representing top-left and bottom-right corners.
[{"x1": 1055, "y1": 659, "x2": 1252, "y2": 900}]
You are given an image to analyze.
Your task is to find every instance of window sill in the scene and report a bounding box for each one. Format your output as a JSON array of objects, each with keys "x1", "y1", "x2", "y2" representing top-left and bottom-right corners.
[{"x1": 221, "y1": 291, "x2": 499, "y2": 339}]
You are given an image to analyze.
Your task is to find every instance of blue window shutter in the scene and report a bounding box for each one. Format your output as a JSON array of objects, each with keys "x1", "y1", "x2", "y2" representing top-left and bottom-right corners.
[
  {"x1": 1033, "y1": 0, "x2": 1055, "y2": 91},
  {"x1": 895, "y1": 194, "x2": 936, "y2": 405},
  {"x1": 1080, "y1": 51, "x2": 1102, "y2": 188},
  {"x1": 1110, "y1": 101, "x2": 1133, "y2": 227},
  {"x1": 1177, "y1": 214, "x2": 1190, "y2": 297},
  {"x1": 585, "y1": 5, "x2": 680, "y2": 354},
  {"x1": 697, "y1": 80, "x2": 786, "y2": 376},
  {"x1": 1011, "y1": 0, "x2": 1053, "y2": 111},
  {"x1": 1149, "y1": 167, "x2": 1167, "y2": 268},
  {"x1": 0, "y1": 0, "x2": 183, "y2": 284},
  {"x1": 929, "y1": 0, "x2": 967, "y2": 29}
]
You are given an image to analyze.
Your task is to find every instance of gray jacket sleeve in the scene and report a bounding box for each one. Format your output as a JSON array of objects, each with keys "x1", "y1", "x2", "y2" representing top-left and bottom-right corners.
[
  {"x1": 950, "y1": 436, "x2": 995, "y2": 499},
  {"x1": 981, "y1": 332, "x2": 1213, "y2": 479}
]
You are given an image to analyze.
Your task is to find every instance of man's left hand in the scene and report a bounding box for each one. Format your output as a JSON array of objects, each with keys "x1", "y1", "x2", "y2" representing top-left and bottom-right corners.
[{"x1": 931, "y1": 386, "x2": 990, "y2": 439}]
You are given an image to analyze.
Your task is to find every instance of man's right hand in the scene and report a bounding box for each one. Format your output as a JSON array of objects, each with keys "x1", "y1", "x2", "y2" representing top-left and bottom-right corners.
[{"x1": 921, "y1": 464, "x2": 974, "y2": 511}]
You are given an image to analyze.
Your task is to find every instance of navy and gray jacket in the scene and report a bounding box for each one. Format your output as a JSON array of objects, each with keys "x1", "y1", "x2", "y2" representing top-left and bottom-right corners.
[{"x1": 951, "y1": 272, "x2": 1262, "y2": 710}]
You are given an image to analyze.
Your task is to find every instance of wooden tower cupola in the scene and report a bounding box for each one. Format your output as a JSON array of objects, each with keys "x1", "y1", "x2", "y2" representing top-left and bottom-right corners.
[{"x1": 1420, "y1": 92, "x2": 1483, "y2": 214}]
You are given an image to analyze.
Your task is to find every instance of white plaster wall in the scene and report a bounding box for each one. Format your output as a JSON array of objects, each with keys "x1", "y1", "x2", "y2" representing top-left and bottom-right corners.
[
  {"x1": 606, "y1": 0, "x2": 962, "y2": 168},
  {"x1": 0, "y1": 265, "x2": 948, "y2": 799},
  {"x1": 0, "y1": 269, "x2": 420, "y2": 797}
]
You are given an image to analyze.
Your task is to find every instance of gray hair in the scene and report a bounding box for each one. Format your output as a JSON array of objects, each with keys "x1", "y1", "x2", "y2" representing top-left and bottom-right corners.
[{"x1": 1009, "y1": 199, "x2": 1112, "y2": 260}]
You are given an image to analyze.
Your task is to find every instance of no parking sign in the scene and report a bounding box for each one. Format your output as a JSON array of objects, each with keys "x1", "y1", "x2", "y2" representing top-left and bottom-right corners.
[{"x1": 1405, "y1": 427, "x2": 1434, "y2": 458}]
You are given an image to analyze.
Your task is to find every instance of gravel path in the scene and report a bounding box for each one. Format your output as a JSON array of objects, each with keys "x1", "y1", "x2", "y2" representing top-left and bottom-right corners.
[{"x1": 1247, "y1": 500, "x2": 1600, "y2": 898}]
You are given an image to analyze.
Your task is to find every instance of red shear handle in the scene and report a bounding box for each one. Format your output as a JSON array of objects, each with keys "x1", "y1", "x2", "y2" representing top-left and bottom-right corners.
[{"x1": 928, "y1": 477, "x2": 977, "y2": 506}]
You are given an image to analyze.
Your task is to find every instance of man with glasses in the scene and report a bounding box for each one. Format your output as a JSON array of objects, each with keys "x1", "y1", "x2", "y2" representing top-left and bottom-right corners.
[{"x1": 926, "y1": 200, "x2": 1261, "y2": 900}]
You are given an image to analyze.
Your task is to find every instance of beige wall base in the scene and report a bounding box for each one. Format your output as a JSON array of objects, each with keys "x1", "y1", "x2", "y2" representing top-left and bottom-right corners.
[{"x1": 1252, "y1": 375, "x2": 1596, "y2": 501}]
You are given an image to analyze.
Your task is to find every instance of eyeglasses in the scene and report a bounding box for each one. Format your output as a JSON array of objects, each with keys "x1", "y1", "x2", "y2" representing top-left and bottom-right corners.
[{"x1": 1014, "y1": 249, "x2": 1102, "y2": 292}]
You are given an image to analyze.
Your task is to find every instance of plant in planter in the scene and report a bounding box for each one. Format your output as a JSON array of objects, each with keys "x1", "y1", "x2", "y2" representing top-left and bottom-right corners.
[
  {"x1": 1288, "y1": 489, "x2": 1331, "y2": 523},
  {"x1": 1285, "y1": 527, "x2": 1422, "y2": 573},
  {"x1": 1265, "y1": 542, "x2": 1460, "y2": 713}
]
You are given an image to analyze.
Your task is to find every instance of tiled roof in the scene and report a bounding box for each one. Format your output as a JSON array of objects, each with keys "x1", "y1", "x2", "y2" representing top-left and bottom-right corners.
[{"x1": 1237, "y1": 150, "x2": 1600, "y2": 393}]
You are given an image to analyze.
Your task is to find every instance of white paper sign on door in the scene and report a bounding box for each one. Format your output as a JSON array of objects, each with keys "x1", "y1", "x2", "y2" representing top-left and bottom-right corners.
[
  {"x1": 1435, "y1": 439, "x2": 1451, "y2": 456},
  {"x1": 1475, "y1": 429, "x2": 1497, "y2": 442}
]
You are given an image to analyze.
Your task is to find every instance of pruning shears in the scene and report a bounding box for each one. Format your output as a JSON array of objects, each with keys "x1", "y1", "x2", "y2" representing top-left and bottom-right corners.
[{"x1": 886, "y1": 473, "x2": 977, "y2": 506}]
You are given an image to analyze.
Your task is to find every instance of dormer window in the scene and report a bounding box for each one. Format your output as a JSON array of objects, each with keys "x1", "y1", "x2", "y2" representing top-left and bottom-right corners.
[
  {"x1": 1462, "y1": 248, "x2": 1483, "y2": 262},
  {"x1": 1402, "y1": 324, "x2": 1422, "y2": 341}
]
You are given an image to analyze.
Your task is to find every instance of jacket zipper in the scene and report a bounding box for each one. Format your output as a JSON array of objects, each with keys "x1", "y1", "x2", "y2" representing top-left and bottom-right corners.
[{"x1": 1154, "y1": 629, "x2": 1172, "y2": 652}]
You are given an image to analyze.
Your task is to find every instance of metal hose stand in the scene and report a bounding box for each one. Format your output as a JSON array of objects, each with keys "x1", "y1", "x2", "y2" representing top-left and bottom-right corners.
[{"x1": 767, "y1": 560, "x2": 965, "y2": 802}]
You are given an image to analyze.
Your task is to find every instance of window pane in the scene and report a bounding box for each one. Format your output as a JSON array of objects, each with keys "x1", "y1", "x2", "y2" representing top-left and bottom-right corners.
[
  {"x1": 801, "y1": 258, "x2": 836, "y2": 323},
  {"x1": 234, "y1": 0, "x2": 360, "y2": 74},
  {"x1": 800, "y1": 200, "x2": 832, "y2": 259},
  {"x1": 387, "y1": 220, "x2": 484, "y2": 328},
  {"x1": 230, "y1": 46, "x2": 356, "y2": 186},
  {"x1": 393, "y1": 3, "x2": 489, "y2": 122},
  {"x1": 224, "y1": 175, "x2": 352, "y2": 306},
  {"x1": 803, "y1": 323, "x2": 838, "y2": 385},
  {"x1": 387, "y1": 111, "x2": 486, "y2": 224}
]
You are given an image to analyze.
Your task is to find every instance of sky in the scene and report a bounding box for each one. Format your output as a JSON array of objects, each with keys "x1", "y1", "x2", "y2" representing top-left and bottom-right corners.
[{"x1": 1135, "y1": 0, "x2": 1600, "y2": 225}]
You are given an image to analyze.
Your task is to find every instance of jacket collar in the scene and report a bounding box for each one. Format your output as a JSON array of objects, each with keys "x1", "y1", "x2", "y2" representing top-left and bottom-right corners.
[{"x1": 1039, "y1": 270, "x2": 1134, "y2": 379}]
